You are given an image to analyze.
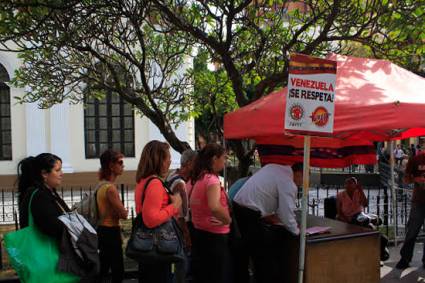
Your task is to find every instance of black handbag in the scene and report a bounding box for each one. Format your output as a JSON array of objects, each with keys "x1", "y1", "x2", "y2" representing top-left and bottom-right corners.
[{"x1": 125, "y1": 177, "x2": 185, "y2": 264}]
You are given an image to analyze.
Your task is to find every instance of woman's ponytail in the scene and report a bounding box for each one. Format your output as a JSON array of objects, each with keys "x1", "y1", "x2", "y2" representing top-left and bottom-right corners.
[{"x1": 16, "y1": 153, "x2": 61, "y2": 203}]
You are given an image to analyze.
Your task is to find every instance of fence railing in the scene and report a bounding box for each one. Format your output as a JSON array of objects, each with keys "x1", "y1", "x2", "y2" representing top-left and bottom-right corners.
[
  {"x1": 0, "y1": 184, "x2": 136, "y2": 227},
  {"x1": 300, "y1": 184, "x2": 415, "y2": 241},
  {"x1": 0, "y1": 181, "x2": 416, "y2": 241}
]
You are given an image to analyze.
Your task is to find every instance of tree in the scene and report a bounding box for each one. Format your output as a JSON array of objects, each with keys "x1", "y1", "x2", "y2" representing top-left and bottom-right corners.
[
  {"x1": 0, "y1": 0, "x2": 195, "y2": 152},
  {"x1": 192, "y1": 48, "x2": 237, "y2": 142},
  {"x1": 153, "y1": 0, "x2": 425, "y2": 174},
  {"x1": 1, "y1": 0, "x2": 424, "y2": 175}
]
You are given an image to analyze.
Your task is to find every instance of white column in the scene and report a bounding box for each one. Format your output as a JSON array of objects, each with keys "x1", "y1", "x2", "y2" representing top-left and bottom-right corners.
[
  {"x1": 49, "y1": 102, "x2": 74, "y2": 173},
  {"x1": 25, "y1": 102, "x2": 48, "y2": 155}
]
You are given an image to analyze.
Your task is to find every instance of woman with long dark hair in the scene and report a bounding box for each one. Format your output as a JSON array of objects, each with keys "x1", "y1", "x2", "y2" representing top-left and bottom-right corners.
[
  {"x1": 134, "y1": 140, "x2": 182, "y2": 283},
  {"x1": 189, "y1": 143, "x2": 232, "y2": 283},
  {"x1": 18, "y1": 153, "x2": 68, "y2": 241},
  {"x1": 96, "y1": 149, "x2": 128, "y2": 283}
]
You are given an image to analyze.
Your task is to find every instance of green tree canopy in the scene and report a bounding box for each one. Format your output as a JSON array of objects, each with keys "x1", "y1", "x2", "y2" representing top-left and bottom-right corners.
[
  {"x1": 1, "y1": 0, "x2": 424, "y2": 170},
  {"x1": 0, "y1": 0, "x2": 196, "y2": 152},
  {"x1": 154, "y1": 0, "x2": 424, "y2": 171}
]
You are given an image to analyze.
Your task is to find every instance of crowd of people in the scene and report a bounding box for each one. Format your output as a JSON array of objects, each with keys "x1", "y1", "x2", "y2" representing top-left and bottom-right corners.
[
  {"x1": 15, "y1": 140, "x2": 306, "y2": 283},
  {"x1": 14, "y1": 140, "x2": 425, "y2": 282}
]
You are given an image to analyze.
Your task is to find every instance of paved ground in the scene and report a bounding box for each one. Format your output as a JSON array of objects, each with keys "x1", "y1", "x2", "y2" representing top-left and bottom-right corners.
[
  {"x1": 381, "y1": 243, "x2": 425, "y2": 283},
  {"x1": 122, "y1": 242, "x2": 425, "y2": 283}
]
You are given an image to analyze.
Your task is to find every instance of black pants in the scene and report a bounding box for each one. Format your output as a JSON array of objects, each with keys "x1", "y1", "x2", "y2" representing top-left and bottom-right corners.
[
  {"x1": 233, "y1": 202, "x2": 289, "y2": 283},
  {"x1": 191, "y1": 228, "x2": 232, "y2": 283},
  {"x1": 400, "y1": 203, "x2": 425, "y2": 263},
  {"x1": 97, "y1": 226, "x2": 124, "y2": 283},
  {"x1": 138, "y1": 262, "x2": 172, "y2": 283}
]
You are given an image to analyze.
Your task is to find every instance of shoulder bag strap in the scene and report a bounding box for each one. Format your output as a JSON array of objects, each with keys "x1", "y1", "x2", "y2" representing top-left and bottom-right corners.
[
  {"x1": 27, "y1": 189, "x2": 39, "y2": 227},
  {"x1": 141, "y1": 177, "x2": 169, "y2": 207},
  {"x1": 55, "y1": 200, "x2": 67, "y2": 214}
]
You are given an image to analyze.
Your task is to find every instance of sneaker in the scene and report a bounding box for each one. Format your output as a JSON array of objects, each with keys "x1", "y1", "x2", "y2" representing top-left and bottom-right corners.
[{"x1": 395, "y1": 259, "x2": 409, "y2": 269}]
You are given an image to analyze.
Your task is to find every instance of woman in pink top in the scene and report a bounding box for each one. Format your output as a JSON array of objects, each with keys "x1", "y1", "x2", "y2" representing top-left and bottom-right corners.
[
  {"x1": 134, "y1": 140, "x2": 182, "y2": 283},
  {"x1": 336, "y1": 177, "x2": 368, "y2": 223},
  {"x1": 190, "y1": 143, "x2": 232, "y2": 283}
]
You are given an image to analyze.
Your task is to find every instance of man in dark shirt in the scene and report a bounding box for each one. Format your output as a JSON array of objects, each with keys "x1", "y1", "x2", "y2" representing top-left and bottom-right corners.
[{"x1": 396, "y1": 153, "x2": 425, "y2": 269}]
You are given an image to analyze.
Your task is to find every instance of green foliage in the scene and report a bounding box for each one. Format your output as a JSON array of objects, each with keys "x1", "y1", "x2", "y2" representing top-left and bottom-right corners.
[
  {"x1": 1, "y1": 0, "x2": 424, "y2": 154},
  {"x1": 189, "y1": 48, "x2": 238, "y2": 138},
  {"x1": 0, "y1": 0, "x2": 199, "y2": 151}
]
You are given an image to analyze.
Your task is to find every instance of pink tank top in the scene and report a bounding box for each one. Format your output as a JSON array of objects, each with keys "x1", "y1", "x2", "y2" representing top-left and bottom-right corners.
[{"x1": 190, "y1": 173, "x2": 230, "y2": 234}]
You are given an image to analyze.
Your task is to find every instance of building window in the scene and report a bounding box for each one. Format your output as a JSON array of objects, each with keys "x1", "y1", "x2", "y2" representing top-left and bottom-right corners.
[
  {"x1": 0, "y1": 63, "x2": 11, "y2": 161},
  {"x1": 84, "y1": 92, "x2": 135, "y2": 158}
]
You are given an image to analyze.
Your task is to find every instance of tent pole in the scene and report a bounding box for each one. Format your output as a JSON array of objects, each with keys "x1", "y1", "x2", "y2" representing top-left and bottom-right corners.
[
  {"x1": 389, "y1": 141, "x2": 397, "y2": 246},
  {"x1": 298, "y1": 135, "x2": 311, "y2": 283}
]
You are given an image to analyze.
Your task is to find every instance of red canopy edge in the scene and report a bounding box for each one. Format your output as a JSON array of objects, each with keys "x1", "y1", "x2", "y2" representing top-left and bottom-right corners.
[{"x1": 257, "y1": 144, "x2": 376, "y2": 168}]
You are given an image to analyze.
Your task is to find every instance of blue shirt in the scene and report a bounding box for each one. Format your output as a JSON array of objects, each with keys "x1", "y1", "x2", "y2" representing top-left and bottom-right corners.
[{"x1": 228, "y1": 177, "x2": 249, "y2": 200}]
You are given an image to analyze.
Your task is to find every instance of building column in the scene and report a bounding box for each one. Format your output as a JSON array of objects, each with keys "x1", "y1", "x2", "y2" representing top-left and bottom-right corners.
[
  {"x1": 50, "y1": 102, "x2": 74, "y2": 173},
  {"x1": 25, "y1": 102, "x2": 48, "y2": 156}
]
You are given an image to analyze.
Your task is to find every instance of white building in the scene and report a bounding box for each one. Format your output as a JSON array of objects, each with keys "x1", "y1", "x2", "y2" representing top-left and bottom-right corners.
[{"x1": 0, "y1": 51, "x2": 195, "y2": 187}]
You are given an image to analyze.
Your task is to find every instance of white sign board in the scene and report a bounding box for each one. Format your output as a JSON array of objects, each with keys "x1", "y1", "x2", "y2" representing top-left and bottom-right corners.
[{"x1": 284, "y1": 54, "x2": 337, "y2": 135}]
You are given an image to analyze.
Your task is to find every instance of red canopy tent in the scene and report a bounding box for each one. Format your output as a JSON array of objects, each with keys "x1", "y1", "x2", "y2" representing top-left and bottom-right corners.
[
  {"x1": 224, "y1": 54, "x2": 425, "y2": 283},
  {"x1": 224, "y1": 54, "x2": 425, "y2": 167}
]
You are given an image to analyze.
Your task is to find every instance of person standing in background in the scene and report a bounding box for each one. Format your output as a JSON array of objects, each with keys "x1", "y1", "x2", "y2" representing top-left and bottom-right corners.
[
  {"x1": 396, "y1": 151, "x2": 425, "y2": 269},
  {"x1": 411, "y1": 144, "x2": 416, "y2": 158},
  {"x1": 394, "y1": 144, "x2": 405, "y2": 167},
  {"x1": 135, "y1": 141, "x2": 182, "y2": 283},
  {"x1": 96, "y1": 149, "x2": 128, "y2": 283},
  {"x1": 166, "y1": 149, "x2": 197, "y2": 283},
  {"x1": 190, "y1": 144, "x2": 232, "y2": 283},
  {"x1": 17, "y1": 153, "x2": 82, "y2": 281}
]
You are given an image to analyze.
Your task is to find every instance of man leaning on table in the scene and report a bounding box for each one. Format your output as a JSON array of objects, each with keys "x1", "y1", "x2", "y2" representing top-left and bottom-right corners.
[{"x1": 232, "y1": 162, "x2": 303, "y2": 283}]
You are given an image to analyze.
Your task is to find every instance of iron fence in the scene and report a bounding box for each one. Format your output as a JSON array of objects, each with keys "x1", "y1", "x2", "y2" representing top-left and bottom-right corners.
[
  {"x1": 0, "y1": 182, "x2": 415, "y2": 240},
  {"x1": 299, "y1": 184, "x2": 415, "y2": 241},
  {"x1": 0, "y1": 184, "x2": 136, "y2": 227}
]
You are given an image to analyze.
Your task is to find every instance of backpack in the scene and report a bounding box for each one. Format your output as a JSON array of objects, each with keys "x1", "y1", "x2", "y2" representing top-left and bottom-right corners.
[
  {"x1": 165, "y1": 175, "x2": 184, "y2": 192},
  {"x1": 165, "y1": 175, "x2": 189, "y2": 217},
  {"x1": 72, "y1": 181, "x2": 110, "y2": 228}
]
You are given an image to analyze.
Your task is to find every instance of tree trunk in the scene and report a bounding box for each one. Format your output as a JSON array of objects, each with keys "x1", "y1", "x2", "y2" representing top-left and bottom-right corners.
[
  {"x1": 229, "y1": 140, "x2": 254, "y2": 178},
  {"x1": 133, "y1": 100, "x2": 191, "y2": 153}
]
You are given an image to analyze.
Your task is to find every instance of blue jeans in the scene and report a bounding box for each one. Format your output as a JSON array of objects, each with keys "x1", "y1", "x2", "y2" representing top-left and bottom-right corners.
[
  {"x1": 400, "y1": 203, "x2": 425, "y2": 263},
  {"x1": 173, "y1": 252, "x2": 189, "y2": 283}
]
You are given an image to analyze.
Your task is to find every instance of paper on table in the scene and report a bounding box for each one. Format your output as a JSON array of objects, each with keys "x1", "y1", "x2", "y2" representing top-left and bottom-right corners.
[{"x1": 306, "y1": 226, "x2": 331, "y2": 236}]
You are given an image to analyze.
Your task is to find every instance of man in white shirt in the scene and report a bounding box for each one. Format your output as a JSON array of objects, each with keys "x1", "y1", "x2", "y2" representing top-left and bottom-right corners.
[
  {"x1": 394, "y1": 144, "x2": 404, "y2": 166},
  {"x1": 233, "y1": 163, "x2": 303, "y2": 283}
]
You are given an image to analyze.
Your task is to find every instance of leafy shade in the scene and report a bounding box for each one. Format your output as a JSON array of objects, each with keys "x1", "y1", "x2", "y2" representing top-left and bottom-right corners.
[
  {"x1": 1, "y1": 0, "x2": 424, "y2": 166},
  {"x1": 0, "y1": 0, "x2": 196, "y2": 152}
]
